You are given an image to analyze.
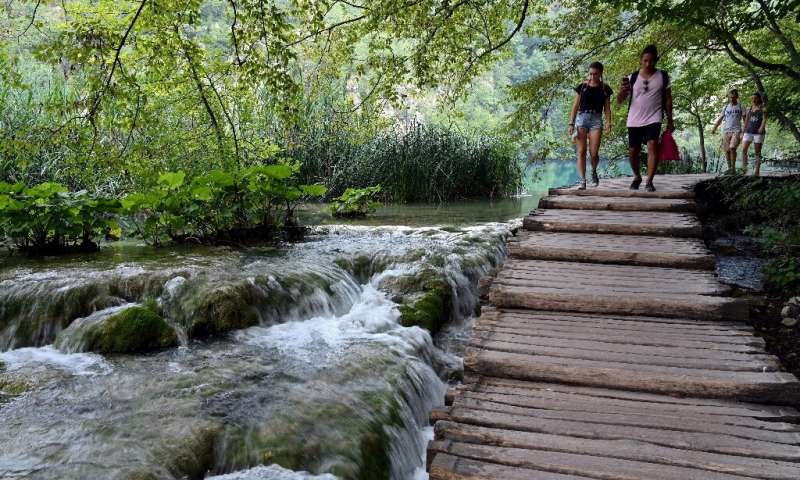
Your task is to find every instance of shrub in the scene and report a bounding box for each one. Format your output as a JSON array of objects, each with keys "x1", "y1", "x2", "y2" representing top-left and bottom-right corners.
[
  {"x1": 0, "y1": 182, "x2": 120, "y2": 254},
  {"x1": 330, "y1": 186, "x2": 382, "y2": 218},
  {"x1": 121, "y1": 164, "x2": 326, "y2": 245}
]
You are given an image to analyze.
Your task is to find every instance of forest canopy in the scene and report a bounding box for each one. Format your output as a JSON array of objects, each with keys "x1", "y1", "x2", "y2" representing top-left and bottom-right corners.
[{"x1": 0, "y1": 0, "x2": 798, "y2": 194}]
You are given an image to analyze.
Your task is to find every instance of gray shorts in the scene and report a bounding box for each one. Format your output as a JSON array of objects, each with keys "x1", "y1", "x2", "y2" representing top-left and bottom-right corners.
[{"x1": 575, "y1": 111, "x2": 603, "y2": 131}]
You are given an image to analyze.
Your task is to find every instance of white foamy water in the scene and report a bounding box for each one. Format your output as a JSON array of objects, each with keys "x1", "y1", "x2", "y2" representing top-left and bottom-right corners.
[
  {"x1": 206, "y1": 464, "x2": 339, "y2": 479},
  {"x1": 0, "y1": 345, "x2": 112, "y2": 376}
]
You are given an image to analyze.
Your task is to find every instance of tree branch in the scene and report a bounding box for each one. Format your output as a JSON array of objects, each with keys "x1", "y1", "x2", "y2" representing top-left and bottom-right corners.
[{"x1": 89, "y1": 0, "x2": 147, "y2": 119}]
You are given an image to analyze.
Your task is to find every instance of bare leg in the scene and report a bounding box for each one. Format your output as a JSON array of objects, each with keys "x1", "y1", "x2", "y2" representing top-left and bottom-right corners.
[
  {"x1": 646, "y1": 139, "x2": 659, "y2": 185},
  {"x1": 576, "y1": 128, "x2": 588, "y2": 179},
  {"x1": 629, "y1": 145, "x2": 642, "y2": 179},
  {"x1": 731, "y1": 141, "x2": 738, "y2": 171},
  {"x1": 741, "y1": 140, "x2": 751, "y2": 174},
  {"x1": 754, "y1": 142, "x2": 763, "y2": 176},
  {"x1": 588, "y1": 128, "x2": 602, "y2": 173}
]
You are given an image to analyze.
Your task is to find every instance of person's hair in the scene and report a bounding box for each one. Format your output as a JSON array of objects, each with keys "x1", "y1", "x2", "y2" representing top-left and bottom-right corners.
[
  {"x1": 641, "y1": 45, "x2": 659, "y2": 60},
  {"x1": 730, "y1": 88, "x2": 739, "y2": 96},
  {"x1": 752, "y1": 92, "x2": 763, "y2": 105},
  {"x1": 589, "y1": 61, "x2": 604, "y2": 73}
]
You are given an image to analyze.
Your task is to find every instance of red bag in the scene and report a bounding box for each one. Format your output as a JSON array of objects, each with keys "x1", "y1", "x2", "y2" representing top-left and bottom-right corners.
[{"x1": 659, "y1": 131, "x2": 681, "y2": 161}]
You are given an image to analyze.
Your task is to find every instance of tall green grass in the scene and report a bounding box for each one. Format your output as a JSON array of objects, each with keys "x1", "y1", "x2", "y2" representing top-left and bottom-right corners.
[{"x1": 294, "y1": 122, "x2": 523, "y2": 203}]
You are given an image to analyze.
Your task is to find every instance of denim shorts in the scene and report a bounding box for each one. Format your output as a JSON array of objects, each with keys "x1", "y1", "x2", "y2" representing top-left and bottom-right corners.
[{"x1": 575, "y1": 111, "x2": 603, "y2": 131}]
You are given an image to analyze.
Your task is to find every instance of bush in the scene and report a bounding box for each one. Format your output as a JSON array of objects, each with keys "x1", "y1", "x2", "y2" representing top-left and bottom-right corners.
[
  {"x1": 121, "y1": 164, "x2": 326, "y2": 245},
  {"x1": 330, "y1": 186, "x2": 382, "y2": 218},
  {"x1": 0, "y1": 182, "x2": 120, "y2": 254}
]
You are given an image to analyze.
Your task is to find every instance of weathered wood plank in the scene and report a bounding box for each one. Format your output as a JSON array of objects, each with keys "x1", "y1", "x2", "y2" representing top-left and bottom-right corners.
[
  {"x1": 439, "y1": 406, "x2": 800, "y2": 461},
  {"x1": 430, "y1": 440, "x2": 757, "y2": 480},
  {"x1": 469, "y1": 338, "x2": 777, "y2": 372},
  {"x1": 465, "y1": 348, "x2": 800, "y2": 404},
  {"x1": 523, "y1": 209, "x2": 702, "y2": 236},
  {"x1": 473, "y1": 319, "x2": 762, "y2": 345},
  {"x1": 471, "y1": 329, "x2": 770, "y2": 360},
  {"x1": 482, "y1": 308, "x2": 753, "y2": 333},
  {"x1": 434, "y1": 421, "x2": 800, "y2": 480},
  {"x1": 508, "y1": 231, "x2": 715, "y2": 269},
  {"x1": 474, "y1": 378, "x2": 800, "y2": 419},
  {"x1": 489, "y1": 284, "x2": 750, "y2": 321},
  {"x1": 548, "y1": 174, "x2": 712, "y2": 199},
  {"x1": 450, "y1": 397, "x2": 800, "y2": 444},
  {"x1": 429, "y1": 452, "x2": 593, "y2": 480},
  {"x1": 538, "y1": 195, "x2": 697, "y2": 212},
  {"x1": 453, "y1": 390, "x2": 798, "y2": 432}
]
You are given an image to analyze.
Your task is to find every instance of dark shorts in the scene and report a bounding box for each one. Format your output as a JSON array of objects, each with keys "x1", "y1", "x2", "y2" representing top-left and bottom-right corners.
[{"x1": 628, "y1": 123, "x2": 661, "y2": 147}]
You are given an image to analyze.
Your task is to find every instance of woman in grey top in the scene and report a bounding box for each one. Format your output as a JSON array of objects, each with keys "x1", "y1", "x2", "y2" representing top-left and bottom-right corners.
[{"x1": 742, "y1": 92, "x2": 767, "y2": 176}]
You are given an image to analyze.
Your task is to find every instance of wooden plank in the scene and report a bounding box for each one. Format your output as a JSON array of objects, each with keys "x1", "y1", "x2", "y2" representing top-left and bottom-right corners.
[
  {"x1": 439, "y1": 407, "x2": 800, "y2": 461},
  {"x1": 488, "y1": 284, "x2": 750, "y2": 321},
  {"x1": 430, "y1": 440, "x2": 756, "y2": 480},
  {"x1": 482, "y1": 308, "x2": 753, "y2": 333},
  {"x1": 471, "y1": 329, "x2": 769, "y2": 359},
  {"x1": 450, "y1": 397, "x2": 800, "y2": 444},
  {"x1": 508, "y1": 231, "x2": 715, "y2": 269},
  {"x1": 474, "y1": 378, "x2": 800, "y2": 420},
  {"x1": 548, "y1": 174, "x2": 712, "y2": 199},
  {"x1": 429, "y1": 452, "x2": 593, "y2": 480},
  {"x1": 538, "y1": 195, "x2": 697, "y2": 212},
  {"x1": 453, "y1": 390, "x2": 798, "y2": 432},
  {"x1": 523, "y1": 209, "x2": 702, "y2": 237},
  {"x1": 464, "y1": 348, "x2": 800, "y2": 405},
  {"x1": 473, "y1": 319, "x2": 762, "y2": 345},
  {"x1": 434, "y1": 421, "x2": 800, "y2": 480},
  {"x1": 468, "y1": 338, "x2": 777, "y2": 372}
]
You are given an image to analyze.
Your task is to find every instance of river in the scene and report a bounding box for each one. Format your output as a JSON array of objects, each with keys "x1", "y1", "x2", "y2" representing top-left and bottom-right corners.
[{"x1": 0, "y1": 159, "x2": 570, "y2": 480}]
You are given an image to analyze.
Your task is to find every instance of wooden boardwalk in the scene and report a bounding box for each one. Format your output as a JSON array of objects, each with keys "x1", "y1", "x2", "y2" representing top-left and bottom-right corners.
[{"x1": 427, "y1": 174, "x2": 800, "y2": 480}]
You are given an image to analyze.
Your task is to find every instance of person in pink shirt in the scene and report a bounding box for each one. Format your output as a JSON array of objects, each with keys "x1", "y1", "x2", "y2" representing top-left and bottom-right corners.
[{"x1": 617, "y1": 45, "x2": 674, "y2": 192}]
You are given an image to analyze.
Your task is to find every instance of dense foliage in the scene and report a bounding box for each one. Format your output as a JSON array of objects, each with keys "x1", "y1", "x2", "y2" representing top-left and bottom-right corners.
[
  {"x1": 0, "y1": 164, "x2": 325, "y2": 253},
  {"x1": 0, "y1": 182, "x2": 120, "y2": 254}
]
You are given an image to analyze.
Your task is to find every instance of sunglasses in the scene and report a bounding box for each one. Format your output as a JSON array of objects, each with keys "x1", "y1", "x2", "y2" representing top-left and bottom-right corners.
[{"x1": 643, "y1": 79, "x2": 650, "y2": 92}]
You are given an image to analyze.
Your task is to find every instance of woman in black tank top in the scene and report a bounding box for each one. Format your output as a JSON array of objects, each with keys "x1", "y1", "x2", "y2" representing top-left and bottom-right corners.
[
  {"x1": 567, "y1": 62, "x2": 613, "y2": 189},
  {"x1": 742, "y1": 92, "x2": 767, "y2": 176}
]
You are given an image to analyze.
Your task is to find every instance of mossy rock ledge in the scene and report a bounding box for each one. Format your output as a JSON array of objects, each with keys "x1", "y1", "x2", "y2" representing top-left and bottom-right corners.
[
  {"x1": 84, "y1": 306, "x2": 178, "y2": 354},
  {"x1": 396, "y1": 269, "x2": 452, "y2": 334}
]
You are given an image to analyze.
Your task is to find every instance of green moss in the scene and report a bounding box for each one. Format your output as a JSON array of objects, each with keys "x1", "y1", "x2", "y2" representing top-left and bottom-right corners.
[
  {"x1": 397, "y1": 269, "x2": 452, "y2": 334},
  {"x1": 183, "y1": 285, "x2": 260, "y2": 339},
  {"x1": 86, "y1": 306, "x2": 177, "y2": 354},
  {"x1": 0, "y1": 378, "x2": 31, "y2": 396}
]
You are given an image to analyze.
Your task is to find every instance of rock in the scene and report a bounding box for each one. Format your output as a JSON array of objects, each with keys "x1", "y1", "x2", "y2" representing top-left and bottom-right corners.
[
  {"x1": 84, "y1": 306, "x2": 178, "y2": 354},
  {"x1": 789, "y1": 296, "x2": 800, "y2": 307},
  {"x1": 782, "y1": 317, "x2": 798, "y2": 328},
  {"x1": 396, "y1": 269, "x2": 452, "y2": 334}
]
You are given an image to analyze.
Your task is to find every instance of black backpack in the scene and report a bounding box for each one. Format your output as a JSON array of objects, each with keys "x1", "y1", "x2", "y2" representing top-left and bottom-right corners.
[{"x1": 629, "y1": 70, "x2": 670, "y2": 109}]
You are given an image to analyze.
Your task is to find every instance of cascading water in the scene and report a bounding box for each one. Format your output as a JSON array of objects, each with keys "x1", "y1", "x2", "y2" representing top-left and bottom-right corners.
[{"x1": 0, "y1": 221, "x2": 513, "y2": 480}]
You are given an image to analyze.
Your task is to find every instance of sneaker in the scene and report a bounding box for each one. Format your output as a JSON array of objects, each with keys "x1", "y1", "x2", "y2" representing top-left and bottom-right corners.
[
  {"x1": 629, "y1": 177, "x2": 642, "y2": 190},
  {"x1": 576, "y1": 178, "x2": 587, "y2": 190},
  {"x1": 591, "y1": 170, "x2": 599, "y2": 187},
  {"x1": 645, "y1": 182, "x2": 656, "y2": 192}
]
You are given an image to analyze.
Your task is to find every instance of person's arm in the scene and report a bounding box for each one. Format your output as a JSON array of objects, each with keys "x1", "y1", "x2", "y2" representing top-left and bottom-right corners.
[
  {"x1": 568, "y1": 93, "x2": 580, "y2": 137},
  {"x1": 665, "y1": 87, "x2": 674, "y2": 133},
  {"x1": 616, "y1": 77, "x2": 630, "y2": 105},
  {"x1": 603, "y1": 96, "x2": 612, "y2": 134},
  {"x1": 759, "y1": 109, "x2": 767, "y2": 134},
  {"x1": 710, "y1": 109, "x2": 724, "y2": 134},
  {"x1": 743, "y1": 108, "x2": 751, "y2": 133}
]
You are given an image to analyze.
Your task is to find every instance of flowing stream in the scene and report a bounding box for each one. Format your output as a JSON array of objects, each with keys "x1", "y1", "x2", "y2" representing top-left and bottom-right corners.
[{"x1": 0, "y1": 196, "x2": 540, "y2": 480}]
